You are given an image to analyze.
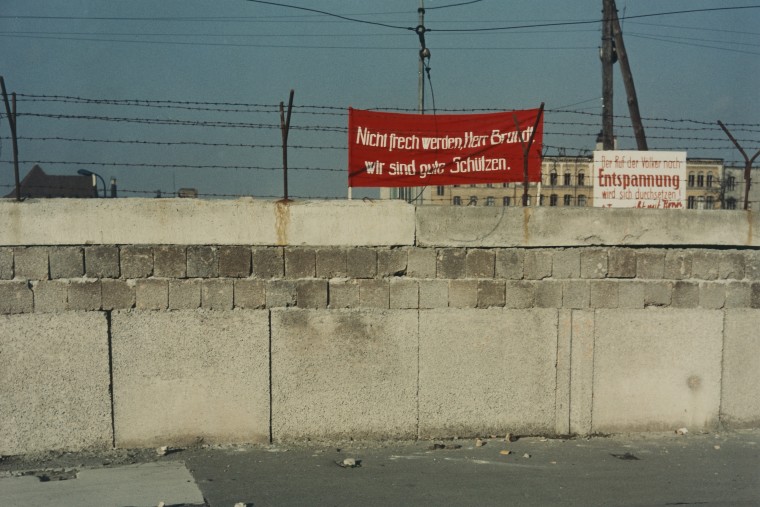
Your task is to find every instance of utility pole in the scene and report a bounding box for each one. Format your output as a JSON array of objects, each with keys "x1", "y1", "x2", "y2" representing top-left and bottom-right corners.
[
  {"x1": 417, "y1": 0, "x2": 426, "y2": 114},
  {"x1": 611, "y1": 0, "x2": 647, "y2": 150},
  {"x1": 601, "y1": 0, "x2": 615, "y2": 150}
]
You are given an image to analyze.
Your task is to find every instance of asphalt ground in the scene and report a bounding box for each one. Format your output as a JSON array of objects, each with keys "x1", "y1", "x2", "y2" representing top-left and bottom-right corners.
[{"x1": 1, "y1": 429, "x2": 759, "y2": 506}]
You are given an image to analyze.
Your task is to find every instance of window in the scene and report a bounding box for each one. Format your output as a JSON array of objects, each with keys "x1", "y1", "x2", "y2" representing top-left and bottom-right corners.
[
  {"x1": 436, "y1": 186, "x2": 445, "y2": 196},
  {"x1": 469, "y1": 196, "x2": 478, "y2": 206},
  {"x1": 706, "y1": 174, "x2": 714, "y2": 188},
  {"x1": 550, "y1": 194, "x2": 558, "y2": 206},
  {"x1": 725, "y1": 197, "x2": 737, "y2": 210},
  {"x1": 453, "y1": 196, "x2": 461, "y2": 205},
  {"x1": 502, "y1": 182, "x2": 509, "y2": 188},
  {"x1": 687, "y1": 196, "x2": 696, "y2": 209},
  {"x1": 486, "y1": 183, "x2": 494, "y2": 188},
  {"x1": 697, "y1": 173, "x2": 704, "y2": 187},
  {"x1": 563, "y1": 194, "x2": 572, "y2": 206},
  {"x1": 577, "y1": 172, "x2": 585, "y2": 186},
  {"x1": 453, "y1": 184, "x2": 461, "y2": 188},
  {"x1": 564, "y1": 173, "x2": 572, "y2": 186},
  {"x1": 697, "y1": 196, "x2": 705, "y2": 210},
  {"x1": 486, "y1": 196, "x2": 495, "y2": 206},
  {"x1": 688, "y1": 172, "x2": 695, "y2": 187},
  {"x1": 525, "y1": 195, "x2": 531, "y2": 206},
  {"x1": 726, "y1": 176, "x2": 736, "y2": 191},
  {"x1": 539, "y1": 195, "x2": 545, "y2": 206},
  {"x1": 503, "y1": 196, "x2": 511, "y2": 206},
  {"x1": 549, "y1": 170, "x2": 558, "y2": 186},
  {"x1": 706, "y1": 196, "x2": 714, "y2": 209},
  {"x1": 470, "y1": 184, "x2": 477, "y2": 188},
  {"x1": 577, "y1": 195, "x2": 587, "y2": 207}
]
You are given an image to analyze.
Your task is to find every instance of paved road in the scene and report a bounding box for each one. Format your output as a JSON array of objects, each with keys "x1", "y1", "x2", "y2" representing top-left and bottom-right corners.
[{"x1": 2, "y1": 430, "x2": 759, "y2": 506}]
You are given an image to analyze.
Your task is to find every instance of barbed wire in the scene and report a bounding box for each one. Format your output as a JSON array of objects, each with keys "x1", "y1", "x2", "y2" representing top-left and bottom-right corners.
[
  {"x1": 0, "y1": 160, "x2": 344, "y2": 171},
  {"x1": 1, "y1": 136, "x2": 346, "y2": 150}
]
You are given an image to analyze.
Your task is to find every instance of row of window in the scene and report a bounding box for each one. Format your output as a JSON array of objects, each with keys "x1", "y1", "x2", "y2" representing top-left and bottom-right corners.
[
  {"x1": 452, "y1": 194, "x2": 589, "y2": 207},
  {"x1": 548, "y1": 172, "x2": 585, "y2": 187}
]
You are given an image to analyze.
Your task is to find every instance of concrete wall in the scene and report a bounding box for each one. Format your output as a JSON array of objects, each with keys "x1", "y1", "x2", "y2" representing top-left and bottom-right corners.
[{"x1": 1, "y1": 198, "x2": 760, "y2": 455}]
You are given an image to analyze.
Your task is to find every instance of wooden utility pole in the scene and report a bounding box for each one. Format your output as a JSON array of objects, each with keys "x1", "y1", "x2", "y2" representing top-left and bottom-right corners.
[
  {"x1": 611, "y1": 0, "x2": 647, "y2": 150},
  {"x1": 0, "y1": 76, "x2": 21, "y2": 201},
  {"x1": 718, "y1": 121, "x2": 760, "y2": 211},
  {"x1": 517, "y1": 103, "x2": 545, "y2": 207},
  {"x1": 279, "y1": 89, "x2": 294, "y2": 202},
  {"x1": 601, "y1": 0, "x2": 615, "y2": 150}
]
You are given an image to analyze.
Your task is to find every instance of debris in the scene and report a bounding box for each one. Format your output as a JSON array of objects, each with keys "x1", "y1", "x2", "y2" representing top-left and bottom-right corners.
[
  {"x1": 157, "y1": 503, "x2": 165, "y2": 507},
  {"x1": 611, "y1": 453, "x2": 640, "y2": 461},
  {"x1": 234, "y1": 503, "x2": 249, "y2": 507},
  {"x1": 475, "y1": 438, "x2": 486, "y2": 447},
  {"x1": 499, "y1": 450, "x2": 511, "y2": 456},
  {"x1": 429, "y1": 443, "x2": 462, "y2": 450},
  {"x1": 550, "y1": 461, "x2": 557, "y2": 465},
  {"x1": 714, "y1": 445, "x2": 721, "y2": 450},
  {"x1": 156, "y1": 446, "x2": 168, "y2": 456},
  {"x1": 522, "y1": 453, "x2": 531, "y2": 459},
  {"x1": 506, "y1": 433, "x2": 519, "y2": 442},
  {"x1": 337, "y1": 458, "x2": 361, "y2": 468},
  {"x1": 676, "y1": 427, "x2": 689, "y2": 435}
]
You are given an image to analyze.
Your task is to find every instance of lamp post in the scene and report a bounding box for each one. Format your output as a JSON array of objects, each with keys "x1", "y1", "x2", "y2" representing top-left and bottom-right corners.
[{"x1": 77, "y1": 169, "x2": 107, "y2": 197}]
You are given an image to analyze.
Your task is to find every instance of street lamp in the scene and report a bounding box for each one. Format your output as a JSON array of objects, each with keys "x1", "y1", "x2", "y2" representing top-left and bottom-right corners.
[{"x1": 77, "y1": 169, "x2": 106, "y2": 198}]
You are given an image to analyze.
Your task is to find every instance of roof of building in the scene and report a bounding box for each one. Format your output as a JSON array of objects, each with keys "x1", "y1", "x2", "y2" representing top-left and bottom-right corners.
[{"x1": 3, "y1": 165, "x2": 96, "y2": 198}]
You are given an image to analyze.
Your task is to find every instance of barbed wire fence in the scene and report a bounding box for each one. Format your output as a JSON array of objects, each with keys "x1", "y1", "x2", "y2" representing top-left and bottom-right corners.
[{"x1": 1, "y1": 91, "x2": 758, "y2": 205}]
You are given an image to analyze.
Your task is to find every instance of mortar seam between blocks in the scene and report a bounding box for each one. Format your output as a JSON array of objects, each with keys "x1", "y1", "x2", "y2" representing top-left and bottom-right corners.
[
  {"x1": 106, "y1": 309, "x2": 116, "y2": 449},
  {"x1": 268, "y1": 309, "x2": 273, "y2": 444}
]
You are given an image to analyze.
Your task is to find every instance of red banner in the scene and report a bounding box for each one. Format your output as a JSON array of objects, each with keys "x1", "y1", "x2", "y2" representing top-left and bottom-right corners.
[{"x1": 348, "y1": 108, "x2": 543, "y2": 188}]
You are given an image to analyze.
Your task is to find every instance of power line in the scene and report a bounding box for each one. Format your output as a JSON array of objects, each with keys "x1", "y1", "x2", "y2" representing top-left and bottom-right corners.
[
  {"x1": 427, "y1": 0, "x2": 485, "y2": 10},
  {"x1": 244, "y1": 0, "x2": 413, "y2": 31}
]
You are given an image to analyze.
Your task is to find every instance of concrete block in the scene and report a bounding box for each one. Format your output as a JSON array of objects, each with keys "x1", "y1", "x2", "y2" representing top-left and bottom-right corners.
[
  {"x1": 553, "y1": 249, "x2": 580, "y2": 278},
  {"x1": 13, "y1": 247, "x2": 48, "y2": 280},
  {"x1": 477, "y1": 280, "x2": 505, "y2": 308},
  {"x1": 569, "y1": 311, "x2": 595, "y2": 435},
  {"x1": 187, "y1": 245, "x2": 218, "y2": 278},
  {"x1": 419, "y1": 309, "x2": 558, "y2": 437},
  {"x1": 418, "y1": 279, "x2": 448, "y2": 309},
  {"x1": 112, "y1": 310, "x2": 270, "y2": 446},
  {"x1": 664, "y1": 250, "x2": 692, "y2": 280},
  {"x1": 32, "y1": 280, "x2": 69, "y2": 313},
  {"x1": 329, "y1": 280, "x2": 359, "y2": 309},
  {"x1": 267, "y1": 280, "x2": 297, "y2": 308},
  {"x1": 719, "y1": 251, "x2": 745, "y2": 280},
  {"x1": 607, "y1": 248, "x2": 636, "y2": 278},
  {"x1": 0, "y1": 312, "x2": 112, "y2": 455},
  {"x1": 68, "y1": 280, "x2": 102, "y2": 311},
  {"x1": 580, "y1": 249, "x2": 607, "y2": 279},
  {"x1": 745, "y1": 251, "x2": 760, "y2": 280},
  {"x1": 49, "y1": 247, "x2": 84, "y2": 279},
  {"x1": 671, "y1": 281, "x2": 699, "y2": 308},
  {"x1": 725, "y1": 282, "x2": 751, "y2": 308},
  {"x1": 316, "y1": 248, "x2": 347, "y2": 278},
  {"x1": 201, "y1": 279, "x2": 233, "y2": 310},
  {"x1": 495, "y1": 249, "x2": 524, "y2": 280},
  {"x1": 644, "y1": 281, "x2": 672, "y2": 307},
  {"x1": 135, "y1": 279, "x2": 168, "y2": 310},
  {"x1": 234, "y1": 279, "x2": 266, "y2": 309},
  {"x1": 407, "y1": 248, "x2": 437, "y2": 278},
  {"x1": 562, "y1": 280, "x2": 589, "y2": 309},
  {"x1": 448, "y1": 280, "x2": 477, "y2": 308},
  {"x1": 284, "y1": 248, "x2": 315, "y2": 278},
  {"x1": 592, "y1": 309, "x2": 723, "y2": 433},
  {"x1": 389, "y1": 279, "x2": 418, "y2": 309},
  {"x1": 271, "y1": 309, "x2": 417, "y2": 440},
  {"x1": 85, "y1": 245, "x2": 119, "y2": 278},
  {"x1": 0, "y1": 281, "x2": 34, "y2": 314},
  {"x1": 691, "y1": 251, "x2": 721, "y2": 280},
  {"x1": 346, "y1": 248, "x2": 377, "y2": 278},
  {"x1": 535, "y1": 280, "x2": 562, "y2": 308},
  {"x1": 589, "y1": 280, "x2": 619, "y2": 309},
  {"x1": 437, "y1": 248, "x2": 466, "y2": 279},
  {"x1": 0, "y1": 248, "x2": 12, "y2": 279},
  {"x1": 618, "y1": 281, "x2": 645, "y2": 309},
  {"x1": 523, "y1": 250, "x2": 552, "y2": 280},
  {"x1": 466, "y1": 249, "x2": 495, "y2": 278},
  {"x1": 721, "y1": 310, "x2": 760, "y2": 428},
  {"x1": 168, "y1": 279, "x2": 201, "y2": 310},
  {"x1": 101, "y1": 279, "x2": 136, "y2": 310},
  {"x1": 636, "y1": 250, "x2": 665, "y2": 279},
  {"x1": 698, "y1": 282, "x2": 725, "y2": 309},
  {"x1": 296, "y1": 279, "x2": 328, "y2": 309},
  {"x1": 504, "y1": 281, "x2": 534, "y2": 309},
  {"x1": 120, "y1": 245, "x2": 153, "y2": 279},
  {"x1": 752, "y1": 283, "x2": 760, "y2": 309},
  {"x1": 357, "y1": 279, "x2": 389, "y2": 308},
  {"x1": 218, "y1": 246, "x2": 251, "y2": 278},
  {"x1": 153, "y1": 246, "x2": 186, "y2": 278},
  {"x1": 252, "y1": 247, "x2": 284, "y2": 279},
  {"x1": 377, "y1": 248, "x2": 407, "y2": 277}
]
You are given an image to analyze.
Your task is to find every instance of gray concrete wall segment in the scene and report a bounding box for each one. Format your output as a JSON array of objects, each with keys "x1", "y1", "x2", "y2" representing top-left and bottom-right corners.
[
  {"x1": 271, "y1": 309, "x2": 418, "y2": 441},
  {"x1": 135, "y1": 279, "x2": 168, "y2": 310},
  {"x1": 580, "y1": 248, "x2": 608, "y2": 279},
  {"x1": 201, "y1": 279, "x2": 234, "y2": 310},
  {"x1": 721, "y1": 310, "x2": 760, "y2": 427},
  {"x1": 12, "y1": 247, "x2": 48, "y2": 280},
  {"x1": 664, "y1": 250, "x2": 692, "y2": 280},
  {"x1": 524, "y1": 250, "x2": 552, "y2": 280},
  {"x1": 389, "y1": 278, "x2": 419, "y2": 309},
  {"x1": 328, "y1": 280, "x2": 359, "y2": 309},
  {"x1": 111, "y1": 310, "x2": 270, "y2": 447},
  {"x1": 0, "y1": 281, "x2": 33, "y2": 314},
  {"x1": 234, "y1": 279, "x2": 266, "y2": 309},
  {"x1": 562, "y1": 280, "x2": 590, "y2": 309},
  {"x1": 555, "y1": 309, "x2": 572, "y2": 435},
  {"x1": 284, "y1": 247, "x2": 316, "y2": 278},
  {"x1": 407, "y1": 248, "x2": 437, "y2": 278},
  {"x1": 32, "y1": 280, "x2": 69, "y2": 313},
  {"x1": 589, "y1": 280, "x2": 619, "y2": 309},
  {"x1": 751, "y1": 283, "x2": 760, "y2": 308},
  {"x1": 316, "y1": 248, "x2": 347, "y2": 278},
  {"x1": 592, "y1": 309, "x2": 723, "y2": 433},
  {"x1": 465, "y1": 249, "x2": 495, "y2": 278},
  {"x1": 67, "y1": 280, "x2": 102, "y2": 311},
  {"x1": 168, "y1": 279, "x2": 202, "y2": 310},
  {"x1": 153, "y1": 246, "x2": 186, "y2": 278},
  {"x1": 495, "y1": 248, "x2": 524, "y2": 279},
  {"x1": 346, "y1": 247, "x2": 377, "y2": 278},
  {"x1": 218, "y1": 245, "x2": 252, "y2": 278},
  {"x1": 505, "y1": 280, "x2": 535, "y2": 309},
  {"x1": 295, "y1": 279, "x2": 329, "y2": 309},
  {"x1": 418, "y1": 279, "x2": 448, "y2": 309},
  {"x1": 636, "y1": 250, "x2": 665, "y2": 279},
  {"x1": 357, "y1": 279, "x2": 390, "y2": 308},
  {"x1": 377, "y1": 248, "x2": 408, "y2": 277},
  {"x1": 698, "y1": 282, "x2": 726, "y2": 309},
  {"x1": 477, "y1": 280, "x2": 506, "y2": 308},
  {"x1": 608, "y1": 248, "x2": 637, "y2": 278},
  {"x1": 691, "y1": 251, "x2": 721, "y2": 281},
  {"x1": 119, "y1": 245, "x2": 153, "y2": 279},
  {"x1": 266, "y1": 280, "x2": 297, "y2": 308},
  {"x1": 725, "y1": 282, "x2": 751, "y2": 308},
  {"x1": 0, "y1": 248, "x2": 12, "y2": 279},
  {"x1": 671, "y1": 281, "x2": 700, "y2": 308},
  {"x1": 0, "y1": 312, "x2": 111, "y2": 455},
  {"x1": 569, "y1": 310, "x2": 595, "y2": 435},
  {"x1": 745, "y1": 250, "x2": 760, "y2": 279},
  {"x1": 101, "y1": 279, "x2": 136, "y2": 310},
  {"x1": 552, "y1": 249, "x2": 581, "y2": 278},
  {"x1": 84, "y1": 245, "x2": 119, "y2": 278},
  {"x1": 448, "y1": 279, "x2": 478, "y2": 308},
  {"x1": 186, "y1": 245, "x2": 218, "y2": 278},
  {"x1": 418, "y1": 309, "x2": 559, "y2": 438},
  {"x1": 49, "y1": 246, "x2": 84, "y2": 279},
  {"x1": 437, "y1": 248, "x2": 466, "y2": 279}
]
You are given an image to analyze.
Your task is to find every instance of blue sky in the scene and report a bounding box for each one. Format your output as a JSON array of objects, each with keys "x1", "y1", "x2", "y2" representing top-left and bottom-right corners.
[{"x1": 1, "y1": 0, "x2": 758, "y2": 199}]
